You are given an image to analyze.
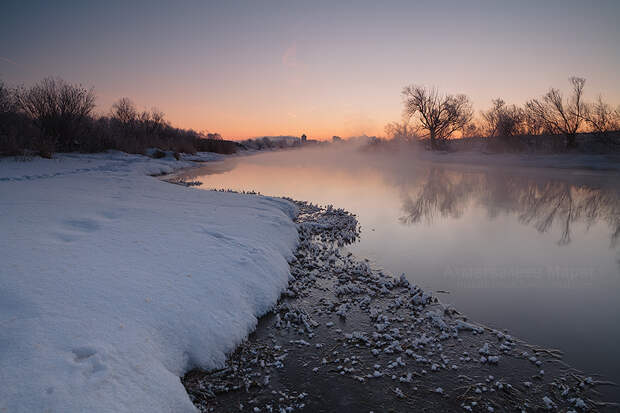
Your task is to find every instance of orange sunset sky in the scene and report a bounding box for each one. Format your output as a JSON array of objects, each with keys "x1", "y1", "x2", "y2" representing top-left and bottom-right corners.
[{"x1": 2, "y1": 0, "x2": 619, "y2": 140}]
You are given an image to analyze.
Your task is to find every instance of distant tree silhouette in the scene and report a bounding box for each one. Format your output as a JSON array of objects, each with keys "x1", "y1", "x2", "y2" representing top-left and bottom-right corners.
[
  {"x1": 583, "y1": 95, "x2": 620, "y2": 138},
  {"x1": 456, "y1": 120, "x2": 481, "y2": 139},
  {"x1": 1, "y1": 76, "x2": 239, "y2": 157},
  {"x1": 385, "y1": 117, "x2": 417, "y2": 142},
  {"x1": 111, "y1": 97, "x2": 138, "y2": 125},
  {"x1": 525, "y1": 77, "x2": 586, "y2": 149},
  {"x1": 481, "y1": 98, "x2": 524, "y2": 138},
  {"x1": 402, "y1": 85, "x2": 472, "y2": 149},
  {"x1": 15, "y1": 77, "x2": 96, "y2": 151},
  {"x1": 0, "y1": 80, "x2": 15, "y2": 113}
]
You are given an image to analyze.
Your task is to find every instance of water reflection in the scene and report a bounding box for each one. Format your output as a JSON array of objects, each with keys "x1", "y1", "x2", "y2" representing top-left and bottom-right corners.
[
  {"x1": 179, "y1": 150, "x2": 620, "y2": 385},
  {"x1": 399, "y1": 167, "x2": 620, "y2": 247}
]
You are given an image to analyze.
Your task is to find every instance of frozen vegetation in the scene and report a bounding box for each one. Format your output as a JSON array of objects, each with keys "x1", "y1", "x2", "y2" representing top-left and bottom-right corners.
[
  {"x1": 0, "y1": 152, "x2": 299, "y2": 412},
  {"x1": 184, "y1": 201, "x2": 617, "y2": 412}
]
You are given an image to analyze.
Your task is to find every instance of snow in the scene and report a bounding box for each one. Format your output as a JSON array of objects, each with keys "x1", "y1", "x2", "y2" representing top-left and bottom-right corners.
[
  {"x1": 0, "y1": 152, "x2": 299, "y2": 412},
  {"x1": 542, "y1": 395, "x2": 556, "y2": 410}
]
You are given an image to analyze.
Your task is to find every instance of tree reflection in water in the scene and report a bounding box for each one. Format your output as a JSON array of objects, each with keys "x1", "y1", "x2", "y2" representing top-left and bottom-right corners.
[{"x1": 399, "y1": 167, "x2": 620, "y2": 247}]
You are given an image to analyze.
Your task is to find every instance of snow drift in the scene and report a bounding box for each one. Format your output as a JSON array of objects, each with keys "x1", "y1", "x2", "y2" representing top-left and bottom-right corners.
[{"x1": 0, "y1": 152, "x2": 299, "y2": 412}]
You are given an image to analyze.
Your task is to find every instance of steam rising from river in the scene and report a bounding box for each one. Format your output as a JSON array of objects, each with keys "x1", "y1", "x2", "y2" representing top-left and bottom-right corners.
[{"x1": 184, "y1": 144, "x2": 620, "y2": 248}]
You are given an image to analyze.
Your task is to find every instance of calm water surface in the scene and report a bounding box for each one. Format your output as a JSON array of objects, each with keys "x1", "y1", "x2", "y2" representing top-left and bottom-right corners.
[{"x1": 180, "y1": 148, "x2": 620, "y2": 385}]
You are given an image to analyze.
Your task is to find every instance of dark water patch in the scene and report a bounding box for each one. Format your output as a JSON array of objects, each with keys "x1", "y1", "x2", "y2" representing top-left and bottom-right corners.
[{"x1": 183, "y1": 200, "x2": 618, "y2": 412}]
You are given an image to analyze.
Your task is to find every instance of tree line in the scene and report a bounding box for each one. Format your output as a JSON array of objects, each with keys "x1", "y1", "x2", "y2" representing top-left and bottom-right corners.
[
  {"x1": 387, "y1": 77, "x2": 620, "y2": 151},
  {"x1": 0, "y1": 77, "x2": 237, "y2": 158}
]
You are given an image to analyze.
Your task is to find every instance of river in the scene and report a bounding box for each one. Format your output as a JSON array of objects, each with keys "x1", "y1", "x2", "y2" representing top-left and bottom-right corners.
[{"x1": 178, "y1": 146, "x2": 620, "y2": 386}]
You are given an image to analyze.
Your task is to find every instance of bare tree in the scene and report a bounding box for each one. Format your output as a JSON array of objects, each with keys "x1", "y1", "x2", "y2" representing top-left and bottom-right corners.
[
  {"x1": 148, "y1": 108, "x2": 166, "y2": 127},
  {"x1": 481, "y1": 98, "x2": 524, "y2": 137},
  {"x1": 111, "y1": 97, "x2": 137, "y2": 125},
  {"x1": 137, "y1": 108, "x2": 166, "y2": 129},
  {"x1": 525, "y1": 77, "x2": 586, "y2": 149},
  {"x1": 385, "y1": 116, "x2": 417, "y2": 142},
  {"x1": 0, "y1": 80, "x2": 15, "y2": 113},
  {"x1": 402, "y1": 85, "x2": 473, "y2": 149},
  {"x1": 15, "y1": 77, "x2": 96, "y2": 150},
  {"x1": 522, "y1": 106, "x2": 548, "y2": 135},
  {"x1": 461, "y1": 121, "x2": 483, "y2": 138},
  {"x1": 482, "y1": 99, "x2": 504, "y2": 137},
  {"x1": 583, "y1": 95, "x2": 619, "y2": 136}
]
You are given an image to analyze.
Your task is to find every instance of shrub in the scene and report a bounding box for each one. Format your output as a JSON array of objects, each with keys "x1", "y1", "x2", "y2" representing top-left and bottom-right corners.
[
  {"x1": 0, "y1": 77, "x2": 242, "y2": 158},
  {"x1": 15, "y1": 77, "x2": 96, "y2": 152}
]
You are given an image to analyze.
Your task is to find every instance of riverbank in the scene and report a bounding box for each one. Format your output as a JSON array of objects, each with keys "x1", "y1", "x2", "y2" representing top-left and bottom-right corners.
[
  {"x1": 0, "y1": 152, "x2": 299, "y2": 412},
  {"x1": 183, "y1": 200, "x2": 618, "y2": 412},
  {"x1": 177, "y1": 148, "x2": 620, "y2": 392},
  {"x1": 1, "y1": 151, "x2": 618, "y2": 412}
]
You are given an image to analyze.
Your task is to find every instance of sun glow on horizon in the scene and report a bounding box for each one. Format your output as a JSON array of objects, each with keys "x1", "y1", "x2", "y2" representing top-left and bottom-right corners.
[{"x1": 2, "y1": 1, "x2": 619, "y2": 140}]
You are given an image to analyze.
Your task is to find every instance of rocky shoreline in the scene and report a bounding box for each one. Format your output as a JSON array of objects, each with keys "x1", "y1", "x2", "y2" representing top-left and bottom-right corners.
[{"x1": 183, "y1": 198, "x2": 617, "y2": 412}]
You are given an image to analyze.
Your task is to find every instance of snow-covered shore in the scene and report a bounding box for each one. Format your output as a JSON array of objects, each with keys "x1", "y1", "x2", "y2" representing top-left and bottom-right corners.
[{"x1": 0, "y1": 152, "x2": 299, "y2": 412}]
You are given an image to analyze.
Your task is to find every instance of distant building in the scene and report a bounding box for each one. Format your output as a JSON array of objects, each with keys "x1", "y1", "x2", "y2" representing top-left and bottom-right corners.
[
  {"x1": 301, "y1": 134, "x2": 307, "y2": 143},
  {"x1": 332, "y1": 136, "x2": 342, "y2": 143}
]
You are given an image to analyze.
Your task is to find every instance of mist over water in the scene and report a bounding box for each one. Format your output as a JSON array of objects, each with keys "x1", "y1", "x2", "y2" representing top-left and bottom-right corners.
[{"x1": 181, "y1": 146, "x2": 620, "y2": 386}]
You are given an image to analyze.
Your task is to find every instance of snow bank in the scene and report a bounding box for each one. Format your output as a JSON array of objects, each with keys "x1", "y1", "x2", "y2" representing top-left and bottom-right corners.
[{"x1": 0, "y1": 152, "x2": 298, "y2": 412}]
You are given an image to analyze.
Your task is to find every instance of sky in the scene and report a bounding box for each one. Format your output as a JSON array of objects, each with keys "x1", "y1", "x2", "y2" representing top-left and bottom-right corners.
[{"x1": 1, "y1": 0, "x2": 619, "y2": 140}]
